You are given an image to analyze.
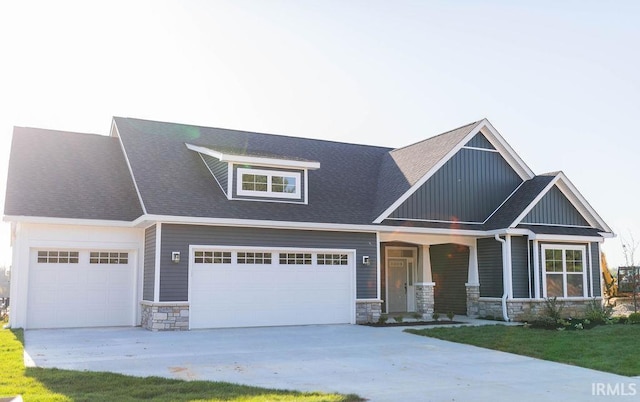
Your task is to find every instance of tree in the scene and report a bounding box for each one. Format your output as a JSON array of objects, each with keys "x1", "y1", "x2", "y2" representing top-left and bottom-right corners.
[{"x1": 621, "y1": 233, "x2": 639, "y2": 312}]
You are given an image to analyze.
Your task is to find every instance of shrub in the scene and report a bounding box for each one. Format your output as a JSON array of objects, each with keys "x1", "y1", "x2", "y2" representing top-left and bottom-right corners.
[
  {"x1": 628, "y1": 312, "x2": 640, "y2": 324},
  {"x1": 432, "y1": 312, "x2": 440, "y2": 321},
  {"x1": 394, "y1": 315, "x2": 404, "y2": 323},
  {"x1": 542, "y1": 297, "x2": 564, "y2": 321},
  {"x1": 446, "y1": 311, "x2": 455, "y2": 321},
  {"x1": 377, "y1": 314, "x2": 388, "y2": 324},
  {"x1": 412, "y1": 312, "x2": 422, "y2": 320},
  {"x1": 584, "y1": 298, "x2": 613, "y2": 323}
]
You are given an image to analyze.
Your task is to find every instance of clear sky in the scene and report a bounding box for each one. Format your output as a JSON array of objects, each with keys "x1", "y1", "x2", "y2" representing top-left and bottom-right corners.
[{"x1": 0, "y1": 0, "x2": 638, "y2": 269}]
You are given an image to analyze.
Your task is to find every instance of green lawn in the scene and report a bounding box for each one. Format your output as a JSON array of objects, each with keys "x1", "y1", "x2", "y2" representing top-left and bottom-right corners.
[
  {"x1": 406, "y1": 324, "x2": 640, "y2": 376},
  {"x1": 0, "y1": 327, "x2": 362, "y2": 402}
]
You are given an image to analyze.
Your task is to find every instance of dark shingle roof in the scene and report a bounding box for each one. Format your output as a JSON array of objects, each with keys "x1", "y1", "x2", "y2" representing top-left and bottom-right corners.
[
  {"x1": 4, "y1": 127, "x2": 144, "y2": 221},
  {"x1": 114, "y1": 117, "x2": 391, "y2": 224}
]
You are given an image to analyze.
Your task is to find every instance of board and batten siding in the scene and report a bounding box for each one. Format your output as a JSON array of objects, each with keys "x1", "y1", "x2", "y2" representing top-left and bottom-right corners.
[
  {"x1": 522, "y1": 186, "x2": 590, "y2": 227},
  {"x1": 477, "y1": 237, "x2": 504, "y2": 297},
  {"x1": 430, "y1": 243, "x2": 469, "y2": 315},
  {"x1": 143, "y1": 225, "x2": 156, "y2": 301},
  {"x1": 201, "y1": 154, "x2": 228, "y2": 195},
  {"x1": 465, "y1": 133, "x2": 496, "y2": 149},
  {"x1": 511, "y1": 236, "x2": 530, "y2": 298},
  {"x1": 591, "y1": 242, "x2": 602, "y2": 297},
  {"x1": 389, "y1": 148, "x2": 522, "y2": 222},
  {"x1": 158, "y1": 224, "x2": 377, "y2": 301}
]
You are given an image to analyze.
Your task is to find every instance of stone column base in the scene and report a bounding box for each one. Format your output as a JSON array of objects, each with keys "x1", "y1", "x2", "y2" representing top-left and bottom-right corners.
[
  {"x1": 141, "y1": 301, "x2": 190, "y2": 331},
  {"x1": 356, "y1": 300, "x2": 382, "y2": 323},
  {"x1": 416, "y1": 282, "x2": 435, "y2": 318},
  {"x1": 465, "y1": 284, "x2": 480, "y2": 318}
]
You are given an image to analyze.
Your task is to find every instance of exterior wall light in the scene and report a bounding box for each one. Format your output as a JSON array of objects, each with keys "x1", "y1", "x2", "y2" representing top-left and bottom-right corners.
[
  {"x1": 362, "y1": 256, "x2": 370, "y2": 266},
  {"x1": 171, "y1": 251, "x2": 180, "y2": 263}
]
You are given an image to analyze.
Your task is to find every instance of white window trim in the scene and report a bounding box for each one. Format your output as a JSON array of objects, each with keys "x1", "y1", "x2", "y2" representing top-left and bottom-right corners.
[
  {"x1": 541, "y1": 244, "x2": 588, "y2": 299},
  {"x1": 237, "y1": 167, "x2": 302, "y2": 199}
]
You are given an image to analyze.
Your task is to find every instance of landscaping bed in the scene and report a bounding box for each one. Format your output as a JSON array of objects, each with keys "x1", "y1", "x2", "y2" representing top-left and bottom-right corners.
[{"x1": 361, "y1": 320, "x2": 463, "y2": 327}]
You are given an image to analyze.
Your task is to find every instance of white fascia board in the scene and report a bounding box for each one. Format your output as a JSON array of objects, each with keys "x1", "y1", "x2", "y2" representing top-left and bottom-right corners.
[
  {"x1": 529, "y1": 233, "x2": 606, "y2": 243},
  {"x1": 185, "y1": 143, "x2": 320, "y2": 170},
  {"x1": 553, "y1": 172, "x2": 613, "y2": 234},
  {"x1": 509, "y1": 175, "x2": 559, "y2": 228},
  {"x1": 112, "y1": 120, "x2": 148, "y2": 214},
  {"x1": 373, "y1": 119, "x2": 535, "y2": 224},
  {"x1": 3, "y1": 215, "x2": 138, "y2": 227},
  {"x1": 478, "y1": 119, "x2": 535, "y2": 180}
]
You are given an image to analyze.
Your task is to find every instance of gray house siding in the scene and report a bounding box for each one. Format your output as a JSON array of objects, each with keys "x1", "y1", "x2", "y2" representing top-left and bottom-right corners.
[
  {"x1": 389, "y1": 148, "x2": 522, "y2": 222},
  {"x1": 430, "y1": 243, "x2": 469, "y2": 315},
  {"x1": 159, "y1": 224, "x2": 377, "y2": 301},
  {"x1": 522, "y1": 186, "x2": 590, "y2": 227},
  {"x1": 143, "y1": 225, "x2": 156, "y2": 301},
  {"x1": 511, "y1": 236, "x2": 530, "y2": 298},
  {"x1": 465, "y1": 133, "x2": 495, "y2": 150},
  {"x1": 231, "y1": 164, "x2": 306, "y2": 203},
  {"x1": 201, "y1": 154, "x2": 228, "y2": 195},
  {"x1": 477, "y1": 237, "x2": 504, "y2": 297}
]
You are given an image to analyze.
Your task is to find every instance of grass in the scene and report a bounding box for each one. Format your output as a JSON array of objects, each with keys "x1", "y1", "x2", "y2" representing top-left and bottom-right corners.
[
  {"x1": 406, "y1": 324, "x2": 640, "y2": 376},
  {"x1": 0, "y1": 327, "x2": 362, "y2": 402}
]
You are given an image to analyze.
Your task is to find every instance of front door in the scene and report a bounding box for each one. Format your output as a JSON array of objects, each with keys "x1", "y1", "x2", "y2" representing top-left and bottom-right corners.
[{"x1": 387, "y1": 258, "x2": 407, "y2": 313}]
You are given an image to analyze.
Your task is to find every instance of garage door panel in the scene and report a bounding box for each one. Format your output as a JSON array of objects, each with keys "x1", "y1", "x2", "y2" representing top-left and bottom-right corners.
[
  {"x1": 191, "y1": 250, "x2": 354, "y2": 329},
  {"x1": 28, "y1": 249, "x2": 135, "y2": 329}
]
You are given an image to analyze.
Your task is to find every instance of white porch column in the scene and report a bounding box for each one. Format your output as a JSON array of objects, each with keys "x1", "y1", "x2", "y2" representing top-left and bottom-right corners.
[
  {"x1": 421, "y1": 245, "x2": 433, "y2": 283},
  {"x1": 466, "y1": 245, "x2": 479, "y2": 286}
]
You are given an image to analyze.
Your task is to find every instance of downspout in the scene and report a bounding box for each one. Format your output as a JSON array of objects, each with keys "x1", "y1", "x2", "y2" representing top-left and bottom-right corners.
[{"x1": 495, "y1": 234, "x2": 510, "y2": 322}]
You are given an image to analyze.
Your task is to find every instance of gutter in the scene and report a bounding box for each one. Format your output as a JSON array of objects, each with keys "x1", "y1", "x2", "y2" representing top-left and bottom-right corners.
[{"x1": 494, "y1": 234, "x2": 510, "y2": 322}]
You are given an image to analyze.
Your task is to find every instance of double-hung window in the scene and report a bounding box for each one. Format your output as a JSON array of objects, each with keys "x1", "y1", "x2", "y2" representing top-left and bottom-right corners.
[
  {"x1": 237, "y1": 168, "x2": 301, "y2": 199},
  {"x1": 542, "y1": 244, "x2": 587, "y2": 298}
]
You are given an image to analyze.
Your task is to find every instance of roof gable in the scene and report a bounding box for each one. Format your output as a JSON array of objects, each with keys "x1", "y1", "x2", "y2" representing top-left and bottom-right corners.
[
  {"x1": 510, "y1": 172, "x2": 612, "y2": 232},
  {"x1": 374, "y1": 119, "x2": 535, "y2": 223}
]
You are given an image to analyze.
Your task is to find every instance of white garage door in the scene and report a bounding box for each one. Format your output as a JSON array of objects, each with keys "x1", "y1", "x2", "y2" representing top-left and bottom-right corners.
[
  {"x1": 190, "y1": 247, "x2": 355, "y2": 329},
  {"x1": 27, "y1": 249, "x2": 135, "y2": 329}
]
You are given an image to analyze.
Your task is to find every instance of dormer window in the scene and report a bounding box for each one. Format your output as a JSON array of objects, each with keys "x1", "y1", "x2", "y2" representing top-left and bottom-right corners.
[
  {"x1": 238, "y1": 168, "x2": 301, "y2": 199},
  {"x1": 185, "y1": 142, "x2": 319, "y2": 204}
]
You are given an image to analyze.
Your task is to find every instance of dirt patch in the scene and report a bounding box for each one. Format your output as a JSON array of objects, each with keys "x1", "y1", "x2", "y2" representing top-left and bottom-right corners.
[{"x1": 610, "y1": 296, "x2": 639, "y2": 316}]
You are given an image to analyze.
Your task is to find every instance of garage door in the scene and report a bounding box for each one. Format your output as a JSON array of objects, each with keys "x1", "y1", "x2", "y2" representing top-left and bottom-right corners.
[
  {"x1": 190, "y1": 248, "x2": 355, "y2": 329},
  {"x1": 27, "y1": 249, "x2": 135, "y2": 329}
]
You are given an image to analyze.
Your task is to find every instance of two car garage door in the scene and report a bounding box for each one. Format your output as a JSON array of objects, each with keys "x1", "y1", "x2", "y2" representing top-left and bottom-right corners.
[
  {"x1": 190, "y1": 248, "x2": 355, "y2": 329},
  {"x1": 27, "y1": 249, "x2": 135, "y2": 329}
]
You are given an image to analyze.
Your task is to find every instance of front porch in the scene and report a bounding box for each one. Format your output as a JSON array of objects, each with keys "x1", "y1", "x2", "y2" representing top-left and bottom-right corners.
[{"x1": 378, "y1": 233, "x2": 481, "y2": 320}]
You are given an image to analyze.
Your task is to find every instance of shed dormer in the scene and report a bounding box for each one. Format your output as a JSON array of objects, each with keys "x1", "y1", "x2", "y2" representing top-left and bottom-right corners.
[{"x1": 186, "y1": 143, "x2": 320, "y2": 204}]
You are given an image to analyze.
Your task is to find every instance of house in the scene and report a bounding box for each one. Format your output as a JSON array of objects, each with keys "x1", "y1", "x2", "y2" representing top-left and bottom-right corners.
[{"x1": 3, "y1": 117, "x2": 613, "y2": 330}]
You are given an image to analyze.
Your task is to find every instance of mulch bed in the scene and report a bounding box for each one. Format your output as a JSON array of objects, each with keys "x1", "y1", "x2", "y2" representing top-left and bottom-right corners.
[{"x1": 361, "y1": 320, "x2": 463, "y2": 327}]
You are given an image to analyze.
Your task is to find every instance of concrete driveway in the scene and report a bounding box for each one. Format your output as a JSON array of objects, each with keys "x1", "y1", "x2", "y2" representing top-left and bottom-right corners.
[{"x1": 25, "y1": 324, "x2": 637, "y2": 402}]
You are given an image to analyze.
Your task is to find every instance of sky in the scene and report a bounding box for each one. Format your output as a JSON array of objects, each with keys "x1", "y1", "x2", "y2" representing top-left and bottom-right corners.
[{"x1": 0, "y1": 0, "x2": 638, "y2": 269}]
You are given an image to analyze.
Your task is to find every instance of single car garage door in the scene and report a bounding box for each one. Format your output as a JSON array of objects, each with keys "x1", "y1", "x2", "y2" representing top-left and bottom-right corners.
[
  {"x1": 27, "y1": 249, "x2": 135, "y2": 329},
  {"x1": 190, "y1": 247, "x2": 355, "y2": 329}
]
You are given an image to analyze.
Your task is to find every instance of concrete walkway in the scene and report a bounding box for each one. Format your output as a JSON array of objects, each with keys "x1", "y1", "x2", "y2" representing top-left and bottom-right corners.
[{"x1": 24, "y1": 322, "x2": 638, "y2": 402}]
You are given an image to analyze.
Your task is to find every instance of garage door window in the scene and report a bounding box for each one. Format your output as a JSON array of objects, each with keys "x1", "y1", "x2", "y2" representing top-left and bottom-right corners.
[
  {"x1": 89, "y1": 252, "x2": 129, "y2": 264},
  {"x1": 195, "y1": 251, "x2": 231, "y2": 264},
  {"x1": 37, "y1": 251, "x2": 79, "y2": 263},
  {"x1": 317, "y1": 254, "x2": 348, "y2": 265},
  {"x1": 237, "y1": 252, "x2": 272, "y2": 264},
  {"x1": 279, "y1": 253, "x2": 312, "y2": 265}
]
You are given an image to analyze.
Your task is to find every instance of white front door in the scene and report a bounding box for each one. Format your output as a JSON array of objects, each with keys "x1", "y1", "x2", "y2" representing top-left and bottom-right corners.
[{"x1": 387, "y1": 258, "x2": 407, "y2": 313}]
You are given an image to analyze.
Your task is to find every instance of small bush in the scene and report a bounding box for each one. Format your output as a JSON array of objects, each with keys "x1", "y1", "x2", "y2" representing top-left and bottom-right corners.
[
  {"x1": 412, "y1": 312, "x2": 422, "y2": 320},
  {"x1": 542, "y1": 297, "x2": 564, "y2": 321},
  {"x1": 394, "y1": 315, "x2": 404, "y2": 323},
  {"x1": 446, "y1": 311, "x2": 455, "y2": 321},
  {"x1": 628, "y1": 312, "x2": 640, "y2": 324},
  {"x1": 584, "y1": 298, "x2": 613, "y2": 323},
  {"x1": 377, "y1": 314, "x2": 388, "y2": 324},
  {"x1": 432, "y1": 312, "x2": 440, "y2": 321}
]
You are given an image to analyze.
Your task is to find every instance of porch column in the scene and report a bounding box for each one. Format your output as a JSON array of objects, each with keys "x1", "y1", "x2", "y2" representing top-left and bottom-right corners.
[
  {"x1": 532, "y1": 239, "x2": 541, "y2": 299},
  {"x1": 466, "y1": 244, "x2": 480, "y2": 317},
  {"x1": 416, "y1": 245, "x2": 435, "y2": 318}
]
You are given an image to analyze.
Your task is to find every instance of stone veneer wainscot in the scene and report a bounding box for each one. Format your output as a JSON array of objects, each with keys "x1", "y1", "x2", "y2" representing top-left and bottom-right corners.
[{"x1": 141, "y1": 301, "x2": 190, "y2": 331}]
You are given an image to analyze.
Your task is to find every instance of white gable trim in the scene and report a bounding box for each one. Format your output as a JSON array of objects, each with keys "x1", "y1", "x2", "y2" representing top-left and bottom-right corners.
[
  {"x1": 373, "y1": 119, "x2": 535, "y2": 224},
  {"x1": 111, "y1": 120, "x2": 148, "y2": 215},
  {"x1": 185, "y1": 143, "x2": 321, "y2": 170},
  {"x1": 509, "y1": 172, "x2": 612, "y2": 233}
]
